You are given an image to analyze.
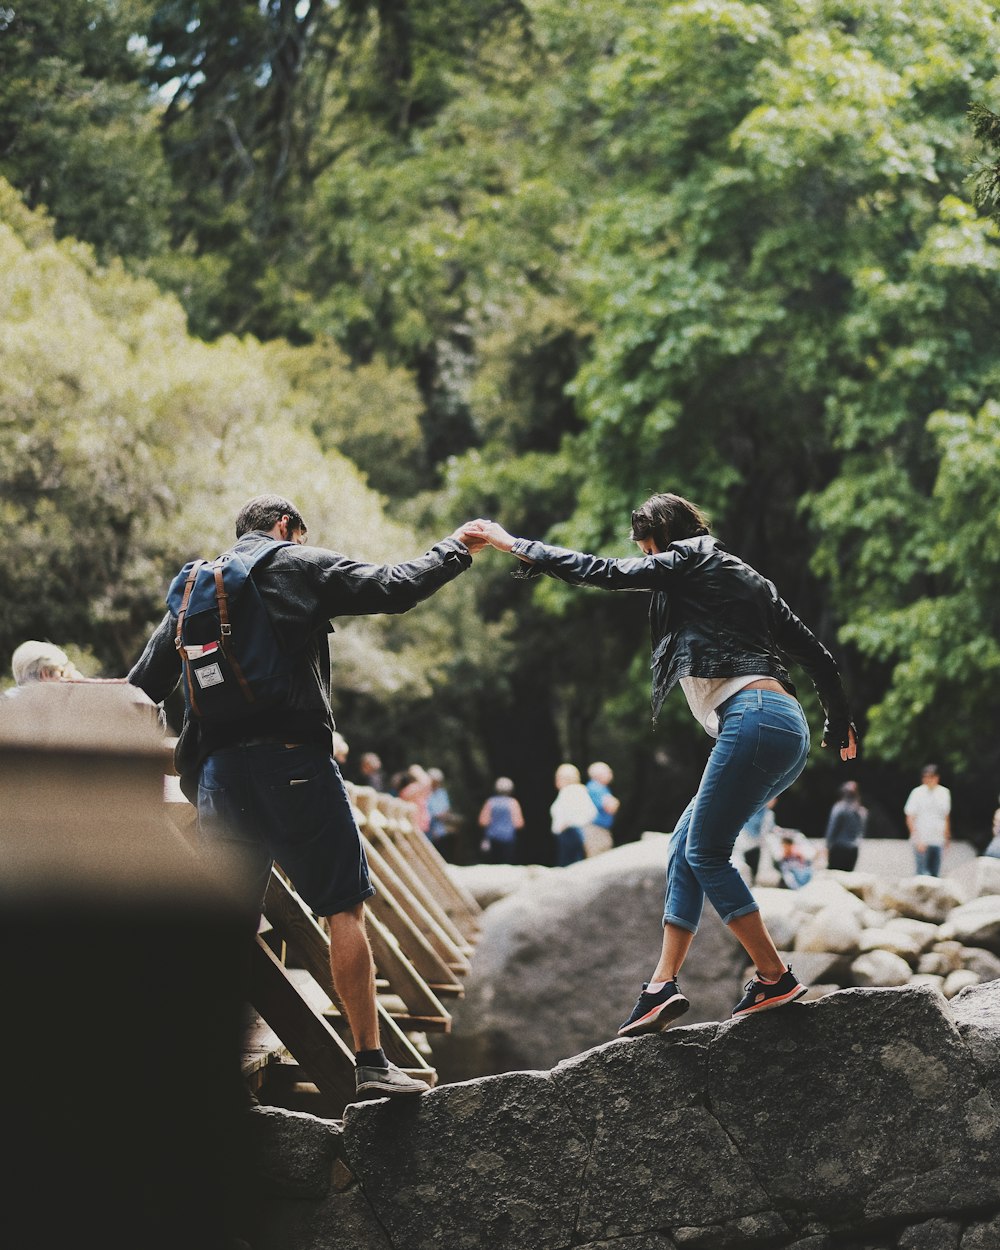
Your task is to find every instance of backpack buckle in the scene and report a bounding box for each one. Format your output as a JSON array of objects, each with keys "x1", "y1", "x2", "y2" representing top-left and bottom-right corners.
[{"x1": 221, "y1": 623, "x2": 232, "y2": 637}]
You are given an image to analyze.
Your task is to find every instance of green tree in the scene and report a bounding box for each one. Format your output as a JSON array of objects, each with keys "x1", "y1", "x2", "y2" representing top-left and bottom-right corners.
[
  {"x1": 0, "y1": 179, "x2": 474, "y2": 703},
  {"x1": 0, "y1": 1, "x2": 173, "y2": 259}
]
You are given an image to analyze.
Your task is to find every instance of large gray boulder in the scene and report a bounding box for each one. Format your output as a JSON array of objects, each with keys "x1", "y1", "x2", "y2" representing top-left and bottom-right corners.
[
  {"x1": 247, "y1": 985, "x2": 1000, "y2": 1250},
  {"x1": 433, "y1": 838, "x2": 747, "y2": 1082}
]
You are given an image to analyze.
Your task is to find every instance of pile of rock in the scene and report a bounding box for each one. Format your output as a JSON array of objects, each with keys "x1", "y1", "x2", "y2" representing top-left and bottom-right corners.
[
  {"x1": 244, "y1": 980, "x2": 1000, "y2": 1250},
  {"x1": 435, "y1": 843, "x2": 1000, "y2": 1084},
  {"x1": 758, "y1": 856, "x2": 1000, "y2": 1002}
]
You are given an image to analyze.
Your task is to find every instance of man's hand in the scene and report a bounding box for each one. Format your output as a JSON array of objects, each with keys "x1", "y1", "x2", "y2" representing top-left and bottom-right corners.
[
  {"x1": 463, "y1": 519, "x2": 519, "y2": 553},
  {"x1": 451, "y1": 521, "x2": 489, "y2": 554}
]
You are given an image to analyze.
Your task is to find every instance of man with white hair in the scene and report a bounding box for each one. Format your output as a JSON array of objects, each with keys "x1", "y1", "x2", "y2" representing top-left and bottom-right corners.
[{"x1": 9, "y1": 640, "x2": 76, "y2": 687}]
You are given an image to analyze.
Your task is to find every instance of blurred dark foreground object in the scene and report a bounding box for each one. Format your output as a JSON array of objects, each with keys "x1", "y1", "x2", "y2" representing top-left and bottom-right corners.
[{"x1": 0, "y1": 684, "x2": 254, "y2": 1250}]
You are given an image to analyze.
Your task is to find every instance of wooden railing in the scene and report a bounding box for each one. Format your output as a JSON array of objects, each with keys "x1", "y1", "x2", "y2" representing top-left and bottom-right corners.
[
  {"x1": 233, "y1": 785, "x2": 482, "y2": 1115},
  {"x1": 0, "y1": 682, "x2": 482, "y2": 1121}
]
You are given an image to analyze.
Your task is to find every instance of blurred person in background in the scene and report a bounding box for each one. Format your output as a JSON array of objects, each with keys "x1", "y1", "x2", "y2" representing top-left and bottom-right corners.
[
  {"x1": 478, "y1": 777, "x2": 524, "y2": 864},
  {"x1": 824, "y1": 780, "x2": 867, "y2": 872},
  {"x1": 584, "y1": 761, "x2": 620, "y2": 857}
]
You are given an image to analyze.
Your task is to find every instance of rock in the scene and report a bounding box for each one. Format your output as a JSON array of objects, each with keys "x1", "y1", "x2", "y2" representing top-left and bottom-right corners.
[
  {"x1": 971, "y1": 855, "x2": 1000, "y2": 899},
  {"x1": 883, "y1": 917, "x2": 941, "y2": 953},
  {"x1": 785, "y1": 952, "x2": 853, "y2": 988},
  {"x1": 755, "y1": 887, "x2": 802, "y2": 950},
  {"x1": 850, "y1": 949, "x2": 913, "y2": 987},
  {"x1": 875, "y1": 877, "x2": 965, "y2": 924},
  {"x1": 433, "y1": 839, "x2": 747, "y2": 1082},
  {"x1": 445, "y1": 863, "x2": 552, "y2": 909},
  {"x1": 577, "y1": 1237, "x2": 677, "y2": 1250},
  {"x1": 794, "y1": 906, "x2": 863, "y2": 956},
  {"x1": 897, "y1": 1217, "x2": 961, "y2": 1249},
  {"x1": 908, "y1": 974, "x2": 946, "y2": 994},
  {"x1": 252, "y1": 987, "x2": 1000, "y2": 1249},
  {"x1": 939, "y1": 896, "x2": 1000, "y2": 953},
  {"x1": 251, "y1": 1183, "x2": 393, "y2": 1250},
  {"x1": 800, "y1": 983, "x2": 842, "y2": 1002},
  {"x1": 702, "y1": 987, "x2": 1000, "y2": 1227},
  {"x1": 917, "y1": 941, "x2": 966, "y2": 977},
  {"x1": 857, "y1": 928, "x2": 923, "y2": 966},
  {"x1": 943, "y1": 970, "x2": 981, "y2": 999},
  {"x1": 341, "y1": 1072, "x2": 591, "y2": 1250},
  {"x1": 245, "y1": 1106, "x2": 345, "y2": 1198},
  {"x1": 793, "y1": 877, "x2": 871, "y2": 919},
  {"x1": 950, "y1": 979, "x2": 1000, "y2": 1105},
  {"x1": 824, "y1": 869, "x2": 879, "y2": 904},
  {"x1": 960, "y1": 946, "x2": 1000, "y2": 980},
  {"x1": 961, "y1": 1213, "x2": 1000, "y2": 1248}
]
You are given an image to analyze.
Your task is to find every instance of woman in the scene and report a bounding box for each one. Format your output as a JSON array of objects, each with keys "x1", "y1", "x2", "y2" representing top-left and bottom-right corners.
[
  {"x1": 550, "y1": 763, "x2": 599, "y2": 866},
  {"x1": 479, "y1": 776, "x2": 525, "y2": 863},
  {"x1": 469, "y1": 493, "x2": 858, "y2": 1031}
]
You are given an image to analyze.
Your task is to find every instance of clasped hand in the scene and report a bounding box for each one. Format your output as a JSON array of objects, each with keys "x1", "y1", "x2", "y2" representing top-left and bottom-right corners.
[{"x1": 450, "y1": 519, "x2": 517, "y2": 555}]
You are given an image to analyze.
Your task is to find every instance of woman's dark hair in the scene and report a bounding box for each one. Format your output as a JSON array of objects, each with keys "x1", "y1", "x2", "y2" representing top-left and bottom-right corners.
[
  {"x1": 235, "y1": 494, "x2": 307, "y2": 538},
  {"x1": 630, "y1": 493, "x2": 711, "y2": 548}
]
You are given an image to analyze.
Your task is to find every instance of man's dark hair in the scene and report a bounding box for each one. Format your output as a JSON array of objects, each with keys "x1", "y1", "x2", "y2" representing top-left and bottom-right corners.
[
  {"x1": 922, "y1": 763, "x2": 939, "y2": 777},
  {"x1": 235, "y1": 494, "x2": 307, "y2": 539},
  {"x1": 630, "y1": 493, "x2": 712, "y2": 549}
]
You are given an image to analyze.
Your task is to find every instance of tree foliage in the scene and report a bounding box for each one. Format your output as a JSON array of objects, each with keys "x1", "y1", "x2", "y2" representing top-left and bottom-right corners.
[
  {"x1": 3, "y1": 0, "x2": 1000, "y2": 844},
  {"x1": 0, "y1": 179, "x2": 478, "y2": 706}
]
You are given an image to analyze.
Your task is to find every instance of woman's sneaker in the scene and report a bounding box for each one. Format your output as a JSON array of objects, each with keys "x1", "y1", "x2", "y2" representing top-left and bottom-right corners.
[
  {"x1": 617, "y1": 980, "x2": 690, "y2": 1037},
  {"x1": 732, "y1": 966, "x2": 807, "y2": 1018}
]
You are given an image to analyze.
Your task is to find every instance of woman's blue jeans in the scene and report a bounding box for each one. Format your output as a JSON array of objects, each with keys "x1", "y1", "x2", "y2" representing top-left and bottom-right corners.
[{"x1": 663, "y1": 690, "x2": 810, "y2": 932}]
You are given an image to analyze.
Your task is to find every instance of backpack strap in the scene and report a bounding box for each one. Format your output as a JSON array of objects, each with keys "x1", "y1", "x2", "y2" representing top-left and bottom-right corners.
[
  {"x1": 175, "y1": 560, "x2": 205, "y2": 716},
  {"x1": 213, "y1": 562, "x2": 255, "y2": 706}
]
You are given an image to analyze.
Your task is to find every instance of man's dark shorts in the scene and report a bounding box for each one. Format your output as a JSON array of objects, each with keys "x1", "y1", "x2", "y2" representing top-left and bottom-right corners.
[{"x1": 197, "y1": 741, "x2": 375, "y2": 917}]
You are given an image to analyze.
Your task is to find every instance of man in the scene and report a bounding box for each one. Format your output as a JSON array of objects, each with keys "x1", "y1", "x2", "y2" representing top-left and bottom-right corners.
[
  {"x1": 904, "y1": 763, "x2": 951, "y2": 877},
  {"x1": 10, "y1": 640, "x2": 81, "y2": 686},
  {"x1": 129, "y1": 493, "x2": 483, "y2": 1098},
  {"x1": 823, "y1": 780, "x2": 867, "y2": 873}
]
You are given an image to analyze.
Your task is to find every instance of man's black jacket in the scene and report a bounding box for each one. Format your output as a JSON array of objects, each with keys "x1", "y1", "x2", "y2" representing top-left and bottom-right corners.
[{"x1": 128, "y1": 532, "x2": 472, "y2": 798}]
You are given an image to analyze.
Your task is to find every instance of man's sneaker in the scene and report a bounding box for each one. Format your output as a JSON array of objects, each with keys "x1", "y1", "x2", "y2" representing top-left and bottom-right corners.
[
  {"x1": 355, "y1": 1061, "x2": 427, "y2": 1099},
  {"x1": 617, "y1": 980, "x2": 690, "y2": 1037},
  {"x1": 732, "y1": 966, "x2": 807, "y2": 1018}
]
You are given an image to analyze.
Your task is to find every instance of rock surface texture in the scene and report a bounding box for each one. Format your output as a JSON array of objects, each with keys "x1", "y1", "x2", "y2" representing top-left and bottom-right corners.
[
  {"x1": 245, "y1": 981, "x2": 1000, "y2": 1250},
  {"x1": 433, "y1": 838, "x2": 746, "y2": 1080}
]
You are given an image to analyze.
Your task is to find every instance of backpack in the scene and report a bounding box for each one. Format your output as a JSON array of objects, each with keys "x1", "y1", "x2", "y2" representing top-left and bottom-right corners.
[{"x1": 166, "y1": 535, "x2": 294, "y2": 722}]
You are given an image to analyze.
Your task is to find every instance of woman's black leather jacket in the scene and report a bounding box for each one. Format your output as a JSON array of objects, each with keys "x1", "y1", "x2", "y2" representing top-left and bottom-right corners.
[{"x1": 510, "y1": 534, "x2": 855, "y2": 750}]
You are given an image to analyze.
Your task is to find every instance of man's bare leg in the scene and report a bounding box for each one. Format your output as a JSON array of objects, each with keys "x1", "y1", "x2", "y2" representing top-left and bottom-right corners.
[
  {"x1": 325, "y1": 903, "x2": 379, "y2": 1052},
  {"x1": 326, "y1": 903, "x2": 425, "y2": 1096}
]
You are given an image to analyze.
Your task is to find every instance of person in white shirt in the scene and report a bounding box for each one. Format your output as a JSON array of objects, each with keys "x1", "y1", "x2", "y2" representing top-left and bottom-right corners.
[
  {"x1": 550, "y1": 763, "x2": 598, "y2": 866},
  {"x1": 904, "y1": 763, "x2": 951, "y2": 877}
]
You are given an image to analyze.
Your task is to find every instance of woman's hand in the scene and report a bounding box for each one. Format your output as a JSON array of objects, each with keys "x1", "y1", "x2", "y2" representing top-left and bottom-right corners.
[
  {"x1": 464, "y1": 520, "x2": 519, "y2": 553},
  {"x1": 838, "y1": 724, "x2": 859, "y2": 762},
  {"x1": 822, "y1": 721, "x2": 859, "y2": 761}
]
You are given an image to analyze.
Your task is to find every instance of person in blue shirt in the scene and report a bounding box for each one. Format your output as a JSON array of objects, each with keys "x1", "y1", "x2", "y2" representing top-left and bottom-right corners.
[
  {"x1": 478, "y1": 777, "x2": 525, "y2": 863},
  {"x1": 584, "y1": 761, "x2": 620, "y2": 856}
]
